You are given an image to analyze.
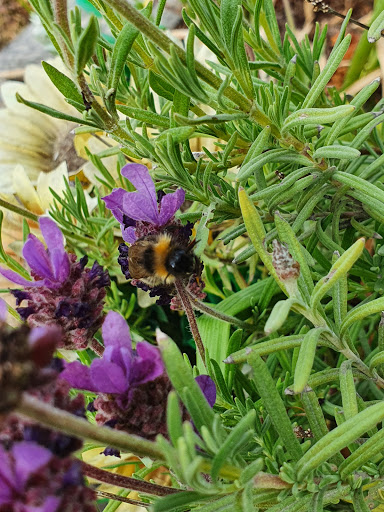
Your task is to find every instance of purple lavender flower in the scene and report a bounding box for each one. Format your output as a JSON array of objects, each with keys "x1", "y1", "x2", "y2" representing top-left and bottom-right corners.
[
  {"x1": 0, "y1": 441, "x2": 96, "y2": 511},
  {"x1": 0, "y1": 217, "x2": 70, "y2": 288},
  {"x1": 0, "y1": 218, "x2": 110, "y2": 351},
  {"x1": 103, "y1": 163, "x2": 185, "y2": 244},
  {"x1": 61, "y1": 311, "x2": 215, "y2": 439}
]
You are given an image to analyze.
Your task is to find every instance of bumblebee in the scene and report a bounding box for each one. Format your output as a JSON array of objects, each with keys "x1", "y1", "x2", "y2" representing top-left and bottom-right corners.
[{"x1": 128, "y1": 232, "x2": 199, "y2": 287}]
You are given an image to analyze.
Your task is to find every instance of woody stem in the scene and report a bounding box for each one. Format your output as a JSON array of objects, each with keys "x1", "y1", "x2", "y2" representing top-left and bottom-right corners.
[
  {"x1": 175, "y1": 279, "x2": 206, "y2": 366},
  {"x1": 81, "y1": 462, "x2": 179, "y2": 496}
]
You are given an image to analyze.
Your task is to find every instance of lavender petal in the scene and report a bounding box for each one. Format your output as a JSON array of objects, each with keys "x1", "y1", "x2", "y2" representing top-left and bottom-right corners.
[{"x1": 158, "y1": 188, "x2": 186, "y2": 225}]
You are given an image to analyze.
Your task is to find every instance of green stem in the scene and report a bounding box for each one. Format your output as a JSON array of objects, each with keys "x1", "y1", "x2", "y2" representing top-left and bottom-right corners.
[
  {"x1": 53, "y1": 0, "x2": 74, "y2": 68},
  {"x1": 16, "y1": 394, "x2": 164, "y2": 460},
  {"x1": 0, "y1": 199, "x2": 39, "y2": 222}
]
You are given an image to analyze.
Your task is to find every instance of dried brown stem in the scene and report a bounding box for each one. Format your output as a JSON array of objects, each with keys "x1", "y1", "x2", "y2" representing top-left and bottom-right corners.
[{"x1": 82, "y1": 462, "x2": 179, "y2": 496}]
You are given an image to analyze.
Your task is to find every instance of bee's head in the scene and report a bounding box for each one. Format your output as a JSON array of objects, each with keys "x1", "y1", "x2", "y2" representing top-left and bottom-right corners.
[{"x1": 166, "y1": 248, "x2": 196, "y2": 277}]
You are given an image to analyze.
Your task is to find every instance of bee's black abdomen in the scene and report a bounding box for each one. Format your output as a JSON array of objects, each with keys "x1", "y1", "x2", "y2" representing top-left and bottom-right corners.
[{"x1": 166, "y1": 249, "x2": 195, "y2": 276}]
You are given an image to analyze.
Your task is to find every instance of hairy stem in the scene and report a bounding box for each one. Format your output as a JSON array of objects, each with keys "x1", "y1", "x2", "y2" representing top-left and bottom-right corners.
[
  {"x1": 185, "y1": 289, "x2": 253, "y2": 331},
  {"x1": 16, "y1": 394, "x2": 164, "y2": 460},
  {"x1": 175, "y1": 279, "x2": 206, "y2": 365},
  {"x1": 82, "y1": 462, "x2": 179, "y2": 496},
  {"x1": 96, "y1": 490, "x2": 149, "y2": 507}
]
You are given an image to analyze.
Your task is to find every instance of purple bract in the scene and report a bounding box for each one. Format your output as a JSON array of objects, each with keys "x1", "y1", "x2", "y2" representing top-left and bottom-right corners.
[
  {"x1": 102, "y1": 163, "x2": 185, "y2": 243},
  {"x1": 61, "y1": 310, "x2": 164, "y2": 395},
  {"x1": 0, "y1": 217, "x2": 70, "y2": 289}
]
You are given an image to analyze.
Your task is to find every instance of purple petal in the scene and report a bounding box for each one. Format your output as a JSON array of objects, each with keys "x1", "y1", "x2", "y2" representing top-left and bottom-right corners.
[
  {"x1": 122, "y1": 226, "x2": 137, "y2": 244},
  {"x1": 102, "y1": 311, "x2": 132, "y2": 352},
  {"x1": 102, "y1": 189, "x2": 128, "y2": 224},
  {"x1": 122, "y1": 193, "x2": 159, "y2": 224},
  {"x1": 103, "y1": 346, "x2": 132, "y2": 379},
  {"x1": 0, "y1": 267, "x2": 35, "y2": 287},
  {"x1": 131, "y1": 341, "x2": 164, "y2": 386},
  {"x1": 39, "y1": 218, "x2": 64, "y2": 256},
  {"x1": 60, "y1": 361, "x2": 98, "y2": 392},
  {"x1": 0, "y1": 446, "x2": 17, "y2": 499},
  {"x1": 195, "y1": 375, "x2": 216, "y2": 407},
  {"x1": 39, "y1": 218, "x2": 70, "y2": 282},
  {"x1": 23, "y1": 234, "x2": 54, "y2": 280},
  {"x1": 13, "y1": 442, "x2": 52, "y2": 486},
  {"x1": 158, "y1": 188, "x2": 185, "y2": 225},
  {"x1": 0, "y1": 298, "x2": 7, "y2": 322},
  {"x1": 121, "y1": 164, "x2": 157, "y2": 206},
  {"x1": 90, "y1": 359, "x2": 129, "y2": 393},
  {"x1": 50, "y1": 248, "x2": 70, "y2": 282}
]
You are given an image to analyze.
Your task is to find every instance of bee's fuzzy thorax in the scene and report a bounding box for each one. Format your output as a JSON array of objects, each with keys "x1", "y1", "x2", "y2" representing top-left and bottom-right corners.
[{"x1": 152, "y1": 234, "x2": 174, "y2": 282}]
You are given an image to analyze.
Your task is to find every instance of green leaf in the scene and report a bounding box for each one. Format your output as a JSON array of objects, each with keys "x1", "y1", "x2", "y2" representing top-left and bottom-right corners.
[
  {"x1": 152, "y1": 492, "x2": 209, "y2": 512},
  {"x1": 296, "y1": 401, "x2": 384, "y2": 480},
  {"x1": 339, "y1": 427, "x2": 384, "y2": 478},
  {"x1": 340, "y1": 296, "x2": 384, "y2": 339},
  {"x1": 220, "y1": 0, "x2": 240, "y2": 48},
  {"x1": 117, "y1": 105, "x2": 170, "y2": 127},
  {"x1": 75, "y1": 16, "x2": 99, "y2": 75},
  {"x1": 210, "y1": 410, "x2": 255, "y2": 480},
  {"x1": 302, "y1": 34, "x2": 351, "y2": 108},
  {"x1": 107, "y1": 22, "x2": 139, "y2": 92},
  {"x1": 310, "y1": 238, "x2": 365, "y2": 311},
  {"x1": 368, "y1": 9, "x2": 384, "y2": 42},
  {"x1": 282, "y1": 105, "x2": 354, "y2": 133},
  {"x1": 313, "y1": 145, "x2": 361, "y2": 160},
  {"x1": 352, "y1": 489, "x2": 371, "y2": 512},
  {"x1": 293, "y1": 328, "x2": 326, "y2": 393},
  {"x1": 264, "y1": 298, "x2": 296, "y2": 335},
  {"x1": 248, "y1": 353, "x2": 302, "y2": 461},
  {"x1": 149, "y1": 71, "x2": 175, "y2": 101},
  {"x1": 16, "y1": 93, "x2": 100, "y2": 128},
  {"x1": 239, "y1": 188, "x2": 286, "y2": 293},
  {"x1": 155, "y1": 126, "x2": 195, "y2": 144},
  {"x1": 167, "y1": 391, "x2": 184, "y2": 446},
  {"x1": 42, "y1": 61, "x2": 83, "y2": 105},
  {"x1": 157, "y1": 332, "x2": 216, "y2": 433},
  {"x1": 339, "y1": 361, "x2": 358, "y2": 420},
  {"x1": 225, "y1": 335, "x2": 304, "y2": 364}
]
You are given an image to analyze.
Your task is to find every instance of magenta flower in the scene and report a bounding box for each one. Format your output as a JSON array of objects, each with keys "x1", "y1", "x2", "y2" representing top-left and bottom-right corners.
[
  {"x1": 102, "y1": 163, "x2": 185, "y2": 244},
  {"x1": 61, "y1": 311, "x2": 215, "y2": 439},
  {"x1": 0, "y1": 442, "x2": 96, "y2": 511},
  {"x1": 0, "y1": 217, "x2": 70, "y2": 288},
  {"x1": 0, "y1": 218, "x2": 109, "y2": 351}
]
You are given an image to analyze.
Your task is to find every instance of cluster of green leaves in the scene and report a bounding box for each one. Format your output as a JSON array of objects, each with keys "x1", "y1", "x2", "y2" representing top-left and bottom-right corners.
[{"x1": 20, "y1": 0, "x2": 384, "y2": 509}]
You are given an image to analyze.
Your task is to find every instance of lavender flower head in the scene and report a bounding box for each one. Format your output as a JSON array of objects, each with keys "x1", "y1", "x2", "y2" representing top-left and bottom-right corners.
[
  {"x1": 61, "y1": 311, "x2": 215, "y2": 439},
  {"x1": 102, "y1": 163, "x2": 186, "y2": 244},
  {"x1": 0, "y1": 442, "x2": 96, "y2": 511},
  {"x1": 0, "y1": 218, "x2": 110, "y2": 351},
  {"x1": 103, "y1": 164, "x2": 205, "y2": 306},
  {"x1": 0, "y1": 297, "x2": 61, "y2": 413}
]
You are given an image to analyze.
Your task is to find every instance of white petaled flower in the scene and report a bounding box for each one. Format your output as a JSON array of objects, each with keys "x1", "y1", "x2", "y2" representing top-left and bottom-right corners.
[{"x1": 0, "y1": 59, "x2": 115, "y2": 243}]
